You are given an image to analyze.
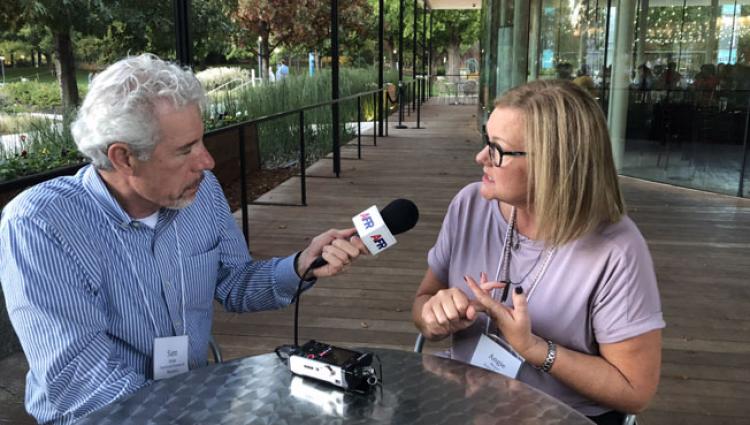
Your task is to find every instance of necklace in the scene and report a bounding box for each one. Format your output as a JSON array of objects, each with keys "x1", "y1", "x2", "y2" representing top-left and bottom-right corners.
[
  {"x1": 486, "y1": 205, "x2": 556, "y2": 335},
  {"x1": 493, "y1": 206, "x2": 555, "y2": 303}
]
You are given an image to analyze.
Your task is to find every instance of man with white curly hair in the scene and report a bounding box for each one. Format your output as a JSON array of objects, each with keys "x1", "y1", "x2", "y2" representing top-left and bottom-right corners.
[{"x1": 0, "y1": 54, "x2": 367, "y2": 424}]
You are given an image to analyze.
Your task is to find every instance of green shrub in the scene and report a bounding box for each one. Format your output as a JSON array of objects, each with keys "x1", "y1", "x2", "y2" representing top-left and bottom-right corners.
[
  {"x1": 0, "y1": 81, "x2": 61, "y2": 112},
  {"x1": 205, "y1": 67, "x2": 397, "y2": 168},
  {"x1": 0, "y1": 79, "x2": 89, "y2": 113},
  {"x1": 196, "y1": 67, "x2": 251, "y2": 92},
  {"x1": 0, "y1": 114, "x2": 54, "y2": 136},
  {"x1": 0, "y1": 67, "x2": 398, "y2": 181},
  {"x1": 0, "y1": 115, "x2": 83, "y2": 183}
]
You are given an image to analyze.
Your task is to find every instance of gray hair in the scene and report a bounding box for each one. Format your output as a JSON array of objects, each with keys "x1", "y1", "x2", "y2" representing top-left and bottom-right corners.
[{"x1": 71, "y1": 53, "x2": 206, "y2": 169}]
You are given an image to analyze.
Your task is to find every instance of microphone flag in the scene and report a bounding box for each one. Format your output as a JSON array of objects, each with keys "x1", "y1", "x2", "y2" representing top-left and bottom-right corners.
[{"x1": 352, "y1": 206, "x2": 397, "y2": 255}]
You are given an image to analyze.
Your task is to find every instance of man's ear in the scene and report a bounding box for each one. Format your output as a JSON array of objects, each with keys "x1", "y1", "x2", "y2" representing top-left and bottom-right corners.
[{"x1": 107, "y1": 143, "x2": 136, "y2": 175}]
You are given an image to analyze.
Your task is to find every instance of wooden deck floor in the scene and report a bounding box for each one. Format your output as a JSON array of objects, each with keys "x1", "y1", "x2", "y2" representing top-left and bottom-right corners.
[
  {"x1": 2, "y1": 101, "x2": 749, "y2": 424},
  {"x1": 216, "y1": 102, "x2": 750, "y2": 424}
]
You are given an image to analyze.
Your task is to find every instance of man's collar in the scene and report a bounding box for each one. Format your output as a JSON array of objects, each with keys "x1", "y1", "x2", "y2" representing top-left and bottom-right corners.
[
  {"x1": 82, "y1": 165, "x2": 132, "y2": 227},
  {"x1": 81, "y1": 165, "x2": 179, "y2": 229}
]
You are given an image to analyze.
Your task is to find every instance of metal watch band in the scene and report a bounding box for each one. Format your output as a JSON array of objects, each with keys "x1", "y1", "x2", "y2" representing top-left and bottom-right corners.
[{"x1": 539, "y1": 340, "x2": 557, "y2": 373}]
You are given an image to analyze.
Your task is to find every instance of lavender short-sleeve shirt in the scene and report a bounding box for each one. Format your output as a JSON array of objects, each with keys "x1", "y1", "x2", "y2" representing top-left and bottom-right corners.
[{"x1": 428, "y1": 183, "x2": 665, "y2": 416}]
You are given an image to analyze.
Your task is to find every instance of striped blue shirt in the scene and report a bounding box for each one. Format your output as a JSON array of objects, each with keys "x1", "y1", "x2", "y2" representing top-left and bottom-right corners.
[{"x1": 0, "y1": 165, "x2": 304, "y2": 424}]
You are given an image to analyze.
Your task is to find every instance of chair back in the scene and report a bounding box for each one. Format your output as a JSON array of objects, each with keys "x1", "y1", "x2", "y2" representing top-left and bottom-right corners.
[
  {"x1": 209, "y1": 336, "x2": 223, "y2": 364},
  {"x1": 414, "y1": 333, "x2": 425, "y2": 353}
]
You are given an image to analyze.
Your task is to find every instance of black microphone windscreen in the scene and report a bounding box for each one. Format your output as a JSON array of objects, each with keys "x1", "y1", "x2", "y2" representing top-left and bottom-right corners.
[{"x1": 379, "y1": 199, "x2": 419, "y2": 235}]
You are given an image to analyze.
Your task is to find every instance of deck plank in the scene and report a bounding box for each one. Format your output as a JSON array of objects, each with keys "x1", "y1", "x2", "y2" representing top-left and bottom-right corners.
[
  {"x1": 1, "y1": 101, "x2": 748, "y2": 424},
  {"x1": 222, "y1": 102, "x2": 750, "y2": 424}
]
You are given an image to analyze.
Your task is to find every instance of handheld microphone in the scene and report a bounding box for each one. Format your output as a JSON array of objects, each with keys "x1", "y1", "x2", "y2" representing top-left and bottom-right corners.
[
  {"x1": 309, "y1": 198, "x2": 419, "y2": 269},
  {"x1": 281, "y1": 201, "x2": 418, "y2": 390}
]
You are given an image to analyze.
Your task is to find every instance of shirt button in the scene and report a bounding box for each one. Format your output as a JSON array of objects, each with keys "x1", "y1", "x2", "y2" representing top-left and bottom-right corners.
[
  {"x1": 165, "y1": 280, "x2": 171, "y2": 286},
  {"x1": 175, "y1": 320, "x2": 183, "y2": 327},
  {"x1": 132, "y1": 222, "x2": 140, "y2": 228}
]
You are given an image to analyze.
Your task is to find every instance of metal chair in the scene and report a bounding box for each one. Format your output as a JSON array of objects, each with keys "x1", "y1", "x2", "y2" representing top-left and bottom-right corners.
[
  {"x1": 209, "y1": 335, "x2": 224, "y2": 364},
  {"x1": 413, "y1": 332, "x2": 425, "y2": 353},
  {"x1": 412, "y1": 333, "x2": 636, "y2": 425}
]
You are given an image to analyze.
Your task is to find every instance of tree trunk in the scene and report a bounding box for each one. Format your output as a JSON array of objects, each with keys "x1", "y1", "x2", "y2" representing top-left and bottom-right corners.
[
  {"x1": 447, "y1": 42, "x2": 461, "y2": 81},
  {"x1": 37, "y1": 50, "x2": 42, "y2": 68},
  {"x1": 260, "y1": 22, "x2": 270, "y2": 80},
  {"x1": 54, "y1": 29, "x2": 80, "y2": 110}
]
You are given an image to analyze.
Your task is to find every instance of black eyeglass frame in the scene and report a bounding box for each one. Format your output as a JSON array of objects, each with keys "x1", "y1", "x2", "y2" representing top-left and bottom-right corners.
[{"x1": 483, "y1": 133, "x2": 527, "y2": 167}]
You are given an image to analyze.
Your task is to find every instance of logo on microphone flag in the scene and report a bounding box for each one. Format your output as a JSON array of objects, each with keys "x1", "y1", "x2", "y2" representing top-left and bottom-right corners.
[
  {"x1": 370, "y1": 234, "x2": 388, "y2": 250},
  {"x1": 352, "y1": 206, "x2": 397, "y2": 255},
  {"x1": 360, "y1": 213, "x2": 375, "y2": 230}
]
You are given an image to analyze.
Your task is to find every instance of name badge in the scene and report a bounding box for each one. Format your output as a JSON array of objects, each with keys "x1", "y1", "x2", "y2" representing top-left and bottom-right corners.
[
  {"x1": 469, "y1": 333, "x2": 523, "y2": 379},
  {"x1": 153, "y1": 335, "x2": 189, "y2": 381}
]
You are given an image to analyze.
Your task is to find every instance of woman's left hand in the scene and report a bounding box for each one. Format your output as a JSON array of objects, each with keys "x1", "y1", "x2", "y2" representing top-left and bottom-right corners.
[{"x1": 464, "y1": 273, "x2": 541, "y2": 361}]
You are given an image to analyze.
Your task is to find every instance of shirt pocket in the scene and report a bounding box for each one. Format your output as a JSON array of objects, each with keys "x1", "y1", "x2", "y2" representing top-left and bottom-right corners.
[{"x1": 183, "y1": 245, "x2": 220, "y2": 312}]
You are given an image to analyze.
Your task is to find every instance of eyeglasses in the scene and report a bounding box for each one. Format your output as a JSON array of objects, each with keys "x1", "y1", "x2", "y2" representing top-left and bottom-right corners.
[{"x1": 483, "y1": 133, "x2": 527, "y2": 167}]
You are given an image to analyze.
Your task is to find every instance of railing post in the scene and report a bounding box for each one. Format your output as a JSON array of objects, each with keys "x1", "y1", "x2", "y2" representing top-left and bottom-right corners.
[
  {"x1": 415, "y1": 79, "x2": 419, "y2": 107},
  {"x1": 373, "y1": 91, "x2": 377, "y2": 146},
  {"x1": 385, "y1": 92, "x2": 390, "y2": 136},
  {"x1": 738, "y1": 96, "x2": 750, "y2": 197},
  {"x1": 299, "y1": 111, "x2": 307, "y2": 206},
  {"x1": 396, "y1": 82, "x2": 407, "y2": 129},
  {"x1": 238, "y1": 125, "x2": 249, "y2": 246},
  {"x1": 332, "y1": 102, "x2": 341, "y2": 177},
  {"x1": 416, "y1": 78, "x2": 422, "y2": 129},
  {"x1": 407, "y1": 81, "x2": 412, "y2": 116},
  {"x1": 357, "y1": 95, "x2": 362, "y2": 159}
]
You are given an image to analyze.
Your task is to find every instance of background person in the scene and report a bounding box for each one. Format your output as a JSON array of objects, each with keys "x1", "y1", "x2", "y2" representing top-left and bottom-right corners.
[
  {"x1": 275, "y1": 58, "x2": 289, "y2": 81},
  {"x1": 0, "y1": 53, "x2": 366, "y2": 424},
  {"x1": 412, "y1": 80, "x2": 664, "y2": 425}
]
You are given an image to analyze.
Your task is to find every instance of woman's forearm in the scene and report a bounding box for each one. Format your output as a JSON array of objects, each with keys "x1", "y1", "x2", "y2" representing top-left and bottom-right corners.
[{"x1": 521, "y1": 332, "x2": 661, "y2": 413}]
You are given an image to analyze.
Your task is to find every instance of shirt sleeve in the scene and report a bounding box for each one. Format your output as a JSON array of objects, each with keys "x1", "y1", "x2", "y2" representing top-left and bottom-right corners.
[
  {"x1": 208, "y1": 174, "x2": 307, "y2": 312},
  {"x1": 591, "y1": 235, "x2": 666, "y2": 344},
  {"x1": 0, "y1": 216, "x2": 147, "y2": 422},
  {"x1": 427, "y1": 192, "x2": 461, "y2": 285}
]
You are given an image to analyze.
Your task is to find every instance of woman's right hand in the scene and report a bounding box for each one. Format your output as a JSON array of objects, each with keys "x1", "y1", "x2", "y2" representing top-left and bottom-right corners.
[{"x1": 420, "y1": 287, "x2": 478, "y2": 339}]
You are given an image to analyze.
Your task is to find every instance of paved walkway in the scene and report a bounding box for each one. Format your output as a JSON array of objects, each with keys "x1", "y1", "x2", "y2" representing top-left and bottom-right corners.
[{"x1": 2, "y1": 101, "x2": 750, "y2": 424}]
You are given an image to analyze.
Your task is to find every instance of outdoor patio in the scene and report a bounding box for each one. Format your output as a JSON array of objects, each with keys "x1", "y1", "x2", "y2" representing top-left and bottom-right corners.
[{"x1": 1, "y1": 101, "x2": 749, "y2": 424}]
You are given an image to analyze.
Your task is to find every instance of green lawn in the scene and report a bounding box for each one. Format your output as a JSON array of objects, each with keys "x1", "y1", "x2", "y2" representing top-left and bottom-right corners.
[{"x1": 1, "y1": 66, "x2": 91, "y2": 87}]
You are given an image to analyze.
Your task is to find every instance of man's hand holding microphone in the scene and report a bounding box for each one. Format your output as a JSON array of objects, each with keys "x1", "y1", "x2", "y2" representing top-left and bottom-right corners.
[
  {"x1": 296, "y1": 228, "x2": 367, "y2": 278},
  {"x1": 295, "y1": 199, "x2": 420, "y2": 279}
]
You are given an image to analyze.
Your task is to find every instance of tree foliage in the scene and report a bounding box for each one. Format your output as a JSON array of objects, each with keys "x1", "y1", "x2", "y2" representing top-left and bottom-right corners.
[{"x1": 233, "y1": 0, "x2": 373, "y2": 72}]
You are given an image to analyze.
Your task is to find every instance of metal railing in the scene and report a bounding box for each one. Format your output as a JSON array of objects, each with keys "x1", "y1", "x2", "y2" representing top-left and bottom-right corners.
[
  {"x1": 210, "y1": 82, "x2": 429, "y2": 245},
  {"x1": 0, "y1": 81, "x2": 433, "y2": 245}
]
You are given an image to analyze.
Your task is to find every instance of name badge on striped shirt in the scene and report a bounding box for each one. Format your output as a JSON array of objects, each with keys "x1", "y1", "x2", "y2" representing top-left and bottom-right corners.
[{"x1": 153, "y1": 335, "x2": 189, "y2": 380}]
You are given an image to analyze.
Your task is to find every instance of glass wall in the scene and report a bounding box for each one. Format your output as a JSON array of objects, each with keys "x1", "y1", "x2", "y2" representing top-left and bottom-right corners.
[{"x1": 479, "y1": 0, "x2": 750, "y2": 197}]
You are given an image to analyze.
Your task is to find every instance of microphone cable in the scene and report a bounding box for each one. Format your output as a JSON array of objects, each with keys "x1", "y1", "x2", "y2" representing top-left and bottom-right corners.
[{"x1": 275, "y1": 261, "x2": 316, "y2": 361}]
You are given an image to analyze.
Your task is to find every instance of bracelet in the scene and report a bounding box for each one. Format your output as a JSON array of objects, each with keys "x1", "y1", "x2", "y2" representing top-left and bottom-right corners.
[{"x1": 537, "y1": 340, "x2": 557, "y2": 373}]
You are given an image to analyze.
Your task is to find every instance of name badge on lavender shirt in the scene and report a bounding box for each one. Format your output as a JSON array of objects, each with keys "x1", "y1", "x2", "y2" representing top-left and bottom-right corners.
[
  {"x1": 469, "y1": 333, "x2": 524, "y2": 379},
  {"x1": 153, "y1": 335, "x2": 189, "y2": 380}
]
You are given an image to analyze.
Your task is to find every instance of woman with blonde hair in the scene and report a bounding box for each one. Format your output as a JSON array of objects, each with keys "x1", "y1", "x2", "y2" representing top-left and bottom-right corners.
[{"x1": 412, "y1": 79, "x2": 664, "y2": 425}]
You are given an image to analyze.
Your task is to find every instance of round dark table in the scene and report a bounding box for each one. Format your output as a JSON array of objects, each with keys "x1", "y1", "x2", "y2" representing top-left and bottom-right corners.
[{"x1": 78, "y1": 348, "x2": 593, "y2": 424}]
